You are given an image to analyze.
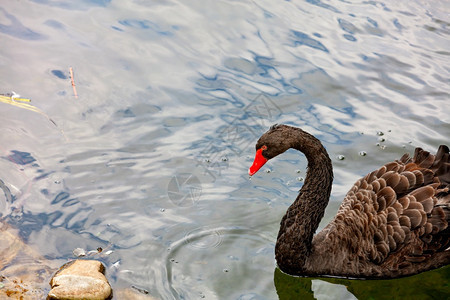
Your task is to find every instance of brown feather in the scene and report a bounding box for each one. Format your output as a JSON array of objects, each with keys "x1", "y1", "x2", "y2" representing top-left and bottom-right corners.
[
  {"x1": 393, "y1": 174, "x2": 410, "y2": 193},
  {"x1": 398, "y1": 196, "x2": 410, "y2": 209},
  {"x1": 401, "y1": 171, "x2": 416, "y2": 188},
  {"x1": 410, "y1": 186, "x2": 435, "y2": 201},
  {"x1": 403, "y1": 209, "x2": 423, "y2": 228},
  {"x1": 420, "y1": 198, "x2": 434, "y2": 214}
]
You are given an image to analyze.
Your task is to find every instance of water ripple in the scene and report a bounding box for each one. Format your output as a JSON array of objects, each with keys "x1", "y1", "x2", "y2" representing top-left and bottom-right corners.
[{"x1": 0, "y1": 0, "x2": 448, "y2": 298}]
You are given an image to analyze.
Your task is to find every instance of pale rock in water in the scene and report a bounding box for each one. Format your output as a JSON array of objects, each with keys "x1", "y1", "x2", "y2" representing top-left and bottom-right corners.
[{"x1": 48, "y1": 260, "x2": 112, "y2": 300}]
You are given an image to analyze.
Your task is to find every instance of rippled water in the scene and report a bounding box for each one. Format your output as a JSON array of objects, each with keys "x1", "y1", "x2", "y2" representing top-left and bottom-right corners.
[{"x1": 1, "y1": 0, "x2": 449, "y2": 299}]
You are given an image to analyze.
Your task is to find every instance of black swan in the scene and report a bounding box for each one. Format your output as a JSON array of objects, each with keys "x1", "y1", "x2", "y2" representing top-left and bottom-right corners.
[{"x1": 249, "y1": 124, "x2": 450, "y2": 278}]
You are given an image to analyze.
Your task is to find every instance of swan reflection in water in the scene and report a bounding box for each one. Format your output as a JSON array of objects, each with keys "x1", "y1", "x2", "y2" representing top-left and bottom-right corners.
[{"x1": 273, "y1": 265, "x2": 450, "y2": 299}]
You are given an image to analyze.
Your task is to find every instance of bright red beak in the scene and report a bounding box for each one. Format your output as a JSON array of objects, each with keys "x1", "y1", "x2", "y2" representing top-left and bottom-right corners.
[{"x1": 249, "y1": 148, "x2": 268, "y2": 176}]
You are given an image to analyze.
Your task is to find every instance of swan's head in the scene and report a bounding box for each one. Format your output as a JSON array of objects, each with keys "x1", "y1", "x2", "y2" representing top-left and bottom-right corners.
[{"x1": 249, "y1": 124, "x2": 295, "y2": 176}]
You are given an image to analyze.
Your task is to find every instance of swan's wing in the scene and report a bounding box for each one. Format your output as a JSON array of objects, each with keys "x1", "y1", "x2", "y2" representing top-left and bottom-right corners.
[{"x1": 325, "y1": 145, "x2": 449, "y2": 269}]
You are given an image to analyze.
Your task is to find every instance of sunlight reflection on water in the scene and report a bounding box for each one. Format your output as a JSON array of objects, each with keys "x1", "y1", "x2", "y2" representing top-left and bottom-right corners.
[{"x1": 0, "y1": 0, "x2": 449, "y2": 298}]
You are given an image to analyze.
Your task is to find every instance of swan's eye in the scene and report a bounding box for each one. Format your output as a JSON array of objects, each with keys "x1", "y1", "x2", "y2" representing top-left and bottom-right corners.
[{"x1": 261, "y1": 145, "x2": 267, "y2": 151}]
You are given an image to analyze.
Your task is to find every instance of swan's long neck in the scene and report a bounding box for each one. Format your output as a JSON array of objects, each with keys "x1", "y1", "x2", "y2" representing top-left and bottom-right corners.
[{"x1": 275, "y1": 130, "x2": 333, "y2": 275}]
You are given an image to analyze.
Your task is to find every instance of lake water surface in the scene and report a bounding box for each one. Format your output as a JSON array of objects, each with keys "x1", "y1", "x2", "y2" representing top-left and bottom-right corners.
[{"x1": 0, "y1": 0, "x2": 449, "y2": 299}]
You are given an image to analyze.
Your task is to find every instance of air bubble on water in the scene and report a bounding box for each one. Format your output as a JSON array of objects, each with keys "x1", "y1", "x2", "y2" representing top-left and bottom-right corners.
[
  {"x1": 265, "y1": 169, "x2": 271, "y2": 173},
  {"x1": 378, "y1": 137, "x2": 385, "y2": 142},
  {"x1": 221, "y1": 157, "x2": 228, "y2": 162},
  {"x1": 359, "y1": 151, "x2": 367, "y2": 156},
  {"x1": 296, "y1": 169, "x2": 301, "y2": 174},
  {"x1": 297, "y1": 177, "x2": 304, "y2": 182},
  {"x1": 337, "y1": 155, "x2": 345, "y2": 160},
  {"x1": 223, "y1": 268, "x2": 229, "y2": 273},
  {"x1": 377, "y1": 131, "x2": 384, "y2": 136},
  {"x1": 160, "y1": 208, "x2": 165, "y2": 212}
]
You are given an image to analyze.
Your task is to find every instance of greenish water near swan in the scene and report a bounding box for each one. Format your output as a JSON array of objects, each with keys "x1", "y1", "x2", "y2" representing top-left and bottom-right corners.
[{"x1": 274, "y1": 266, "x2": 450, "y2": 300}]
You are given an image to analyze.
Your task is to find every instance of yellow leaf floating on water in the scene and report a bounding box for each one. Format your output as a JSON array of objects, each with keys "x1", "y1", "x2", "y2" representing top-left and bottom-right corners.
[
  {"x1": 0, "y1": 93, "x2": 67, "y2": 140},
  {"x1": 0, "y1": 94, "x2": 43, "y2": 114}
]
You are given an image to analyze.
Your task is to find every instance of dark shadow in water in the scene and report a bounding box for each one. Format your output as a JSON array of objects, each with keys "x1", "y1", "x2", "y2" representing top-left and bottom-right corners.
[{"x1": 274, "y1": 265, "x2": 450, "y2": 300}]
